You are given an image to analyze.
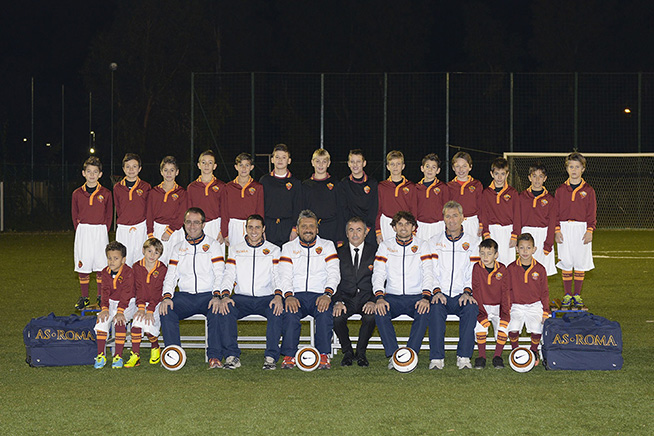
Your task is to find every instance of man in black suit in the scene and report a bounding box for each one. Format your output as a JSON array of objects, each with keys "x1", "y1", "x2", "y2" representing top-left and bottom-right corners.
[{"x1": 333, "y1": 216, "x2": 377, "y2": 367}]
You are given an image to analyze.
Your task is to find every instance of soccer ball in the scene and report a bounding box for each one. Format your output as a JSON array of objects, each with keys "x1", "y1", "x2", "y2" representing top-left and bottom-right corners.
[
  {"x1": 392, "y1": 346, "x2": 418, "y2": 373},
  {"x1": 295, "y1": 346, "x2": 321, "y2": 372},
  {"x1": 161, "y1": 345, "x2": 187, "y2": 371},
  {"x1": 509, "y1": 347, "x2": 537, "y2": 373}
]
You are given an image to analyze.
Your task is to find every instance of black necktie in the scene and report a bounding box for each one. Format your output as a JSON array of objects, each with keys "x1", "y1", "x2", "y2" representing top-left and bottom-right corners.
[{"x1": 353, "y1": 247, "x2": 360, "y2": 271}]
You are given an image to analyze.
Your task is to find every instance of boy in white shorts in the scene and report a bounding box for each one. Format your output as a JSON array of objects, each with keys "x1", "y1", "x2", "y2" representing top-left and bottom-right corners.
[
  {"x1": 555, "y1": 152, "x2": 596, "y2": 309},
  {"x1": 72, "y1": 156, "x2": 113, "y2": 310},
  {"x1": 124, "y1": 238, "x2": 167, "y2": 368},
  {"x1": 94, "y1": 242, "x2": 137, "y2": 369},
  {"x1": 507, "y1": 233, "x2": 550, "y2": 364},
  {"x1": 519, "y1": 162, "x2": 557, "y2": 276},
  {"x1": 481, "y1": 157, "x2": 520, "y2": 266},
  {"x1": 114, "y1": 153, "x2": 151, "y2": 266}
]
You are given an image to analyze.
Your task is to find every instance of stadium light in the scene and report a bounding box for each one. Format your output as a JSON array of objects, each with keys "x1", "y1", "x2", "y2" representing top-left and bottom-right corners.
[
  {"x1": 624, "y1": 108, "x2": 631, "y2": 114},
  {"x1": 45, "y1": 143, "x2": 51, "y2": 147},
  {"x1": 23, "y1": 138, "x2": 28, "y2": 142},
  {"x1": 89, "y1": 147, "x2": 96, "y2": 154}
]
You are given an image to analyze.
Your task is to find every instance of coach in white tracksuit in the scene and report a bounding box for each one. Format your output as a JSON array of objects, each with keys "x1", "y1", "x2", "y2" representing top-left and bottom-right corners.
[
  {"x1": 217, "y1": 214, "x2": 284, "y2": 367},
  {"x1": 160, "y1": 208, "x2": 225, "y2": 363},
  {"x1": 428, "y1": 201, "x2": 479, "y2": 369}
]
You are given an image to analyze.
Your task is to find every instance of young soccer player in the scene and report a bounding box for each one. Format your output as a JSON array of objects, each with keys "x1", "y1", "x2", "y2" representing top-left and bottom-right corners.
[
  {"x1": 519, "y1": 162, "x2": 557, "y2": 276},
  {"x1": 472, "y1": 238, "x2": 510, "y2": 369},
  {"x1": 337, "y1": 149, "x2": 378, "y2": 246},
  {"x1": 416, "y1": 153, "x2": 450, "y2": 241},
  {"x1": 555, "y1": 152, "x2": 596, "y2": 309},
  {"x1": 480, "y1": 157, "x2": 521, "y2": 266},
  {"x1": 447, "y1": 151, "x2": 483, "y2": 249},
  {"x1": 259, "y1": 144, "x2": 302, "y2": 247},
  {"x1": 507, "y1": 233, "x2": 550, "y2": 362},
  {"x1": 375, "y1": 150, "x2": 418, "y2": 243},
  {"x1": 123, "y1": 237, "x2": 167, "y2": 368},
  {"x1": 114, "y1": 153, "x2": 151, "y2": 266},
  {"x1": 72, "y1": 156, "x2": 113, "y2": 309},
  {"x1": 302, "y1": 148, "x2": 341, "y2": 243},
  {"x1": 187, "y1": 150, "x2": 226, "y2": 242},
  {"x1": 93, "y1": 241, "x2": 137, "y2": 369},
  {"x1": 221, "y1": 152, "x2": 264, "y2": 248},
  {"x1": 146, "y1": 156, "x2": 187, "y2": 265}
]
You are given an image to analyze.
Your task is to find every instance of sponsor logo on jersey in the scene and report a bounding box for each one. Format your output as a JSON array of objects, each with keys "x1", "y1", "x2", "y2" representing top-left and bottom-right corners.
[
  {"x1": 286, "y1": 182, "x2": 293, "y2": 190},
  {"x1": 78, "y1": 261, "x2": 83, "y2": 268},
  {"x1": 172, "y1": 193, "x2": 179, "y2": 200},
  {"x1": 263, "y1": 248, "x2": 270, "y2": 255},
  {"x1": 212, "y1": 186, "x2": 219, "y2": 192},
  {"x1": 468, "y1": 186, "x2": 476, "y2": 192},
  {"x1": 531, "y1": 271, "x2": 540, "y2": 280},
  {"x1": 495, "y1": 272, "x2": 503, "y2": 280},
  {"x1": 136, "y1": 189, "x2": 144, "y2": 196},
  {"x1": 411, "y1": 245, "x2": 418, "y2": 253},
  {"x1": 580, "y1": 191, "x2": 587, "y2": 198},
  {"x1": 248, "y1": 187, "x2": 256, "y2": 195},
  {"x1": 551, "y1": 333, "x2": 618, "y2": 347},
  {"x1": 364, "y1": 186, "x2": 371, "y2": 194},
  {"x1": 402, "y1": 187, "x2": 410, "y2": 194},
  {"x1": 315, "y1": 247, "x2": 323, "y2": 254},
  {"x1": 327, "y1": 183, "x2": 334, "y2": 190},
  {"x1": 462, "y1": 242, "x2": 470, "y2": 251},
  {"x1": 503, "y1": 194, "x2": 511, "y2": 201},
  {"x1": 540, "y1": 199, "x2": 549, "y2": 206},
  {"x1": 202, "y1": 244, "x2": 210, "y2": 252},
  {"x1": 98, "y1": 195, "x2": 105, "y2": 202}
]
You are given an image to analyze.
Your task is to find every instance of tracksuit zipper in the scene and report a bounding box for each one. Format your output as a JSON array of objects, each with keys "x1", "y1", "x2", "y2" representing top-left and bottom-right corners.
[
  {"x1": 252, "y1": 248, "x2": 256, "y2": 296},
  {"x1": 305, "y1": 246, "x2": 310, "y2": 292}
]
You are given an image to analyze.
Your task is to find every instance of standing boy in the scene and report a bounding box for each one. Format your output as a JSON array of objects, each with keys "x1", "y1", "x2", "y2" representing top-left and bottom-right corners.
[
  {"x1": 507, "y1": 233, "x2": 550, "y2": 361},
  {"x1": 471, "y1": 238, "x2": 510, "y2": 369},
  {"x1": 259, "y1": 144, "x2": 302, "y2": 247},
  {"x1": 519, "y1": 162, "x2": 557, "y2": 276},
  {"x1": 125, "y1": 237, "x2": 167, "y2": 368},
  {"x1": 114, "y1": 153, "x2": 151, "y2": 266},
  {"x1": 481, "y1": 157, "x2": 521, "y2": 266},
  {"x1": 416, "y1": 153, "x2": 450, "y2": 241},
  {"x1": 303, "y1": 148, "x2": 341, "y2": 243},
  {"x1": 555, "y1": 152, "x2": 596, "y2": 309},
  {"x1": 447, "y1": 151, "x2": 483, "y2": 249},
  {"x1": 72, "y1": 156, "x2": 113, "y2": 309},
  {"x1": 337, "y1": 149, "x2": 378, "y2": 246},
  {"x1": 221, "y1": 153, "x2": 264, "y2": 248},
  {"x1": 94, "y1": 241, "x2": 137, "y2": 369},
  {"x1": 187, "y1": 150, "x2": 225, "y2": 242},
  {"x1": 147, "y1": 156, "x2": 187, "y2": 265},
  {"x1": 375, "y1": 150, "x2": 418, "y2": 243}
]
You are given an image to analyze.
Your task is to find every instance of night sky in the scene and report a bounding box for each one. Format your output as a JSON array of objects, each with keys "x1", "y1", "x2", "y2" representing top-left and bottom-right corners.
[{"x1": 2, "y1": 0, "x2": 654, "y2": 174}]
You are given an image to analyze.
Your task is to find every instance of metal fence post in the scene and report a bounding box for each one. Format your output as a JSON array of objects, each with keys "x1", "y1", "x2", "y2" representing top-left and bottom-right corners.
[
  {"x1": 574, "y1": 72, "x2": 578, "y2": 151},
  {"x1": 251, "y1": 72, "x2": 256, "y2": 157},
  {"x1": 383, "y1": 73, "x2": 388, "y2": 179},
  {"x1": 190, "y1": 72, "x2": 195, "y2": 178},
  {"x1": 320, "y1": 73, "x2": 325, "y2": 149},
  {"x1": 445, "y1": 72, "x2": 450, "y2": 182},
  {"x1": 510, "y1": 73, "x2": 514, "y2": 153},
  {"x1": 638, "y1": 72, "x2": 642, "y2": 153}
]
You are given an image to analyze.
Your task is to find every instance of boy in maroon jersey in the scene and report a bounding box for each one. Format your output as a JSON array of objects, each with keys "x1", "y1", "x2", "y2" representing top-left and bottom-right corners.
[
  {"x1": 114, "y1": 153, "x2": 151, "y2": 267},
  {"x1": 146, "y1": 156, "x2": 187, "y2": 265},
  {"x1": 187, "y1": 150, "x2": 226, "y2": 242},
  {"x1": 472, "y1": 238, "x2": 510, "y2": 369},
  {"x1": 94, "y1": 241, "x2": 137, "y2": 369},
  {"x1": 480, "y1": 157, "x2": 521, "y2": 266},
  {"x1": 555, "y1": 152, "x2": 596, "y2": 309},
  {"x1": 447, "y1": 151, "x2": 483, "y2": 249},
  {"x1": 507, "y1": 233, "x2": 550, "y2": 363},
  {"x1": 221, "y1": 152, "x2": 264, "y2": 248},
  {"x1": 124, "y1": 237, "x2": 167, "y2": 368},
  {"x1": 416, "y1": 153, "x2": 450, "y2": 241},
  {"x1": 72, "y1": 156, "x2": 113, "y2": 309},
  {"x1": 519, "y1": 162, "x2": 557, "y2": 276},
  {"x1": 375, "y1": 150, "x2": 418, "y2": 243}
]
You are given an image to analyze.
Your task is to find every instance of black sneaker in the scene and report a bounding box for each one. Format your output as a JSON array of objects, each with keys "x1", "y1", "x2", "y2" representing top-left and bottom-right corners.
[
  {"x1": 492, "y1": 356, "x2": 505, "y2": 369},
  {"x1": 75, "y1": 296, "x2": 90, "y2": 310},
  {"x1": 474, "y1": 357, "x2": 486, "y2": 369}
]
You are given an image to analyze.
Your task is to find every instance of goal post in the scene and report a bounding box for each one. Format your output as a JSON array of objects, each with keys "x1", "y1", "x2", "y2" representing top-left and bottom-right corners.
[{"x1": 504, "y1": 152, "x2": 654, "y2": 230}]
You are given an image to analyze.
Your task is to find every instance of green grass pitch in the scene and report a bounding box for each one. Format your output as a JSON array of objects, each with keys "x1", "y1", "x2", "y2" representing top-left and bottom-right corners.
[{"x1": 1, "y1": 231, "x2": 653, "y2": 435}]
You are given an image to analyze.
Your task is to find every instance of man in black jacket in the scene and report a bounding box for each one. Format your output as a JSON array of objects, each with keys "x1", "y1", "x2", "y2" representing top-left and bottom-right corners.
[{"x1": 333, "y1": 216, "x2": 377, "y2": 367}]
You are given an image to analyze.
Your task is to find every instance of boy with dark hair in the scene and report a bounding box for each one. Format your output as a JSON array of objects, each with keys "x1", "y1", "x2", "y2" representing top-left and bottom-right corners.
[
  {"x1": 72, "y1": 156, "x2": 113, "y2": 309},
  {"x1": 114, "y1": 153, "x2": 151, "y2": 266},
  {"x1": 416, "y1": 153, "x2": 450, "y2": 241},
  {"x1": 187, "y1": 150, "x2": 226, "y2": 242}
]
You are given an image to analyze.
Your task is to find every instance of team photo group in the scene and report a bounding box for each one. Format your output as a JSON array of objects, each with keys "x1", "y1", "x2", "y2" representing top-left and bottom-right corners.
[{"x1": 71, "y1": 142, "x2": 595, "y2": 371}]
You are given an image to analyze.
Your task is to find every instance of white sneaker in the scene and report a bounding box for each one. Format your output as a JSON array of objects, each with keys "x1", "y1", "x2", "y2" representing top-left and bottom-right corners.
[
  {"x1": 456, "y1": 356, "x2": 472, "y2": 369},
  {"x1": 224, "y1": 356, "x2": 241, "y2": 369},
  {"x1": 429, "y1": 359, "x2": 444, "y2": 370},
  {"x1": 262, "y1": 356, "x2": 276, "y2": 370}
]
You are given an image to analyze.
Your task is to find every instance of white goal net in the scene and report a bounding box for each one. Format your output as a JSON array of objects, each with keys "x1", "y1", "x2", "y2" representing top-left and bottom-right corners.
[{"x1": 504, "y1": 152, "x2": 654, "y2": 229}]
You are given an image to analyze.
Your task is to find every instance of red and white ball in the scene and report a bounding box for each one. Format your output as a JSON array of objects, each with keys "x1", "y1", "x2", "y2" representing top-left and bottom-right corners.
[
  {"x1": 392, "y1": 346, "x2": 418, "y2": 373},
  {"x1": 161, "y1": 345, "x2": 187, "y2": 371},
  {"x1": 509, "y1": 347, "x2": 537, "y2": 373},
  {"x1": 295, "y1": 346, "x2": 321, "y2": 372}
]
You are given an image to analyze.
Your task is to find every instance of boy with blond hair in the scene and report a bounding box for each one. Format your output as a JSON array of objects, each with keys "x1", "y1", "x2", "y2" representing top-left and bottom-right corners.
[
  {"x1": 303, "y1": 148, "x2": 341, "y2": 243},
  {"x1": 447, "y1": 151, "x2": 483, "y2": 249}
]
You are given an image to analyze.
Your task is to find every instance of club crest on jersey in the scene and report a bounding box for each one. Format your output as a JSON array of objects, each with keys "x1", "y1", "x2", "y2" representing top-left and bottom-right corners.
[
  {"x1": 402, "y1": 187, "x2": 410, "y2": 194},
  {"x1": 364, "y1": 186, "x2": 371, "y2": 194},
  {"x1": 212, "y1": 186, "x2": 219, "y2": 192},
  {"x1": 263, "y1": 248, "x2": 270, "y2": 255},
  {"x1": 286, "y1": 182, "x2": 293, "y2": 190},
  {"x1": 172, "y1": 193, "x2": 179, "y2": 200},
  {"x1": 503, "y1": 194, "x2": 511, "y2": 201},
  {"x1": 434, "y1": 187, "x2": 441, "y2": 194},
  {"x1": 78, "y1": 261, "x2": 83, "y2": 268},
  {"x1": 495, "y1": 272, "x2": 503, "y2": 280},
  {"x1": 531, "y1": 271, "x2": 540, "y2": 280},
  {"x1": 540, "y1": 199, "x2": 549, "y2": 206},
  {"x1": 97, "y1": 195, "x2": 105, "y2": 202},
  {"x1": 580, "y1": 191, "x2": 587, "y2": 198},
  {"x1": 315, "y1": 247, "x2": 323, "y2": 254},
  {"x1": 411, "y1": 245, "x2": 418, "y2": 253},
  {"x1": 118, "y1": 275, "x2": 124, "y2": 283},
  {"x1": 202, "y1": 244, "x2": 210, "y2": 252},
  {"x1": 152, "y1": 271, "x2": 160, "y2": 278},
  {"x1": 468, "y1": 186, "x2": 476, "y2": 192},
  {"x1": 327, "y1": 183, "x2": 334, "y2": 190},
  {"x1": 368, "y1": 264, "x2": 374, "y2": 271},
  {"x1": 136, "y1": 189, "x2": 144, "y2": 196},
  {"x1": 462, "y1": 242, "x2": 470, "y2": 251},
  {"x1": 248, "y1": 187, "x2": 256, "y2": 195}
]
